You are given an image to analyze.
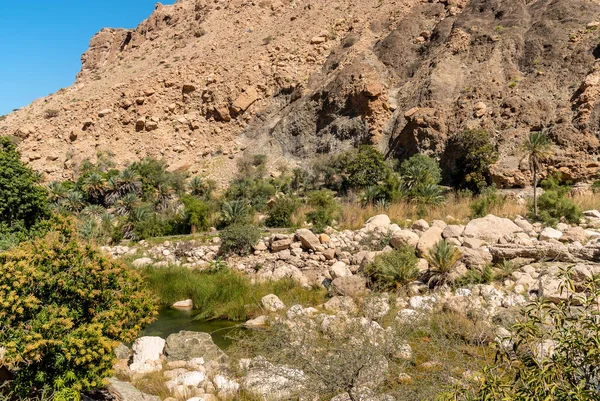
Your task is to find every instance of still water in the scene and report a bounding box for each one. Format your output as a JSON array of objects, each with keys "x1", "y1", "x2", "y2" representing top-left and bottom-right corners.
[{"x1": 141, "y1": 307, "x2": 241, "y2": 349}]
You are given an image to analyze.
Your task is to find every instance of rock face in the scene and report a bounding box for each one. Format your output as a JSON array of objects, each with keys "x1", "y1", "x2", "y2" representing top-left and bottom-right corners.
[
  {"x1": 463, "y1": 215, "x2": 523, "y2": 244},
  {"x1": 4, "y1": 0, "x2": 600, "y2": 185},
  {"x1": 164, "y1": 331, "x2": 226, "y2": 363},
  {"x1": 107, "y1": 378, "x2": 161, "y2": 401}
]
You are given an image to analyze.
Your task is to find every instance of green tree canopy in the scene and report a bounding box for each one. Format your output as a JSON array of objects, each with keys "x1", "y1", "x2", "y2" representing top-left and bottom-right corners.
[{"x1": 0, "y1": 136, "x2": 48, "y2": 229}]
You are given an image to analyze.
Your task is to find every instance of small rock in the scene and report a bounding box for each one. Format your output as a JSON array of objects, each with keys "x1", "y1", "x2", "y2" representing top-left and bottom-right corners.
[{"x1": 261, "y1": 294, "x2": 286, "y2": 312}]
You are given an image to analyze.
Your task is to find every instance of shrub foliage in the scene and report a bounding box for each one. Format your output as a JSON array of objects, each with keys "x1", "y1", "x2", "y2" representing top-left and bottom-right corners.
[
  {"x1": 364, "y1": 246, "x2": 419, "y2": 291},
  {"x1": 0, "y1": 219, "x2": 155, "y2": 397}
]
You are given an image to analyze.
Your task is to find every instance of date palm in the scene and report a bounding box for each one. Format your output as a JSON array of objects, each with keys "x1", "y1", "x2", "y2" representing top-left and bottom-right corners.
[
  {"x1": 81, "y1": 172, "x2": 106, "y2": 203},
  {"x1": 522, "y1": 131, "x2": 553, "y2": 218}
]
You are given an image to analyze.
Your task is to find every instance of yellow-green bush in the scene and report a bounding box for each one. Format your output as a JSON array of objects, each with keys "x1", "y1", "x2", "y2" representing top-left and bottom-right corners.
[{"x1": 0, "y1": 218, "x2": 156, "y2": 398}]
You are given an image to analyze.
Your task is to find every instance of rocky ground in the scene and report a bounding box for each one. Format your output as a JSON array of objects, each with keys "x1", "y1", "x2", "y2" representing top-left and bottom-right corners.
[
  {"x1": 104, "y1": 209, "x2": 600, "y2": 400},
  {"x1": 4, "y1": 0, "x2": 600, "y2": 186}
]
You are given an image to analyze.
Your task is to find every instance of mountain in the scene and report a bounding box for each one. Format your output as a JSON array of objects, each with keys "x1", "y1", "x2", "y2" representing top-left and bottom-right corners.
[{"x1": 2, "y1": 0, "x2": 600, "y2": 187}]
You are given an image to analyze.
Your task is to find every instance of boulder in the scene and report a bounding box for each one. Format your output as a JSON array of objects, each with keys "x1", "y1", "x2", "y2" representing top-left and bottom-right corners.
[
  {"x1": 460, "y1": 247, "x2": 493, "y2": 270},
  {"x1": 295, "y1": 229, "x2": 321, "y2": 251},
  {"x1": 463, "y1": 215, "x2": 523, "y2": 244},
  {"x1": 107, "y1": 378, "x2": 161, "y2": 401},
  {"x1": 514, "y1": 217, "x2": 534, "y2": 232},
  {"x1": 261, "y1": 294, "x2": 286, "y2": 312},
  {"x1": 560, "y1": 227, "x2": 587, "y2": 243},
  {"x1": 270, "y1": 237, "x2": 292, "y2": 252},
  {"x1": 364, "y1": 214, "x2": 391, "y2": 231},
  {"x1": 165, "y1": 331, "x2": 226, "y2": 363},
  {"x1": 462, "y1": 237, "x2": 484, "y2": 249},
  {"x1": 246, "y1": 315, "x2": 270, "y2": 328},
  {"x1": 411, "y1": 219, "x2": 429, "y2": 232},
  {"x1": 390, "y1": 230, "x2": 419, "y2": 249},
  {"x1": 539, "y1": 227, "x2": 563, "y2": 242},
  {"x1": 442, "y1": 225, "x2": 465, "y2": 239},
  {"x1": 241, "y1": 359, "x2": 305, "y2": 400},
  {"x1": 130, "y1": 337, "x2": 165, "y2": 373},
  {"x1": 132, "y1": 257, "x2": 153, "y2": 268},
  {"x1": 490, "y1": 243, "x2": 576, "y2": 263},
  {"x1": 416, "y1": 227, "x2": 443, "y2": 256},
  {"x1": 232, "y1": 87, "x2": 260, "y2": 114},
  {"x1": 323, "y1": 296, "x2": 358, "y2": 313},
  {"x1": 172, "y1": 299, "x2": 193, "y2": 310},
  {"x1": 329, "y1": 261, "x2": 352, "y2": 279},
  {"x1": 584, "y1": 210, "x2": 600, "y2": 219},
  {"x1": 329, "y1": 276, "x2": 368, "y2": 298}
]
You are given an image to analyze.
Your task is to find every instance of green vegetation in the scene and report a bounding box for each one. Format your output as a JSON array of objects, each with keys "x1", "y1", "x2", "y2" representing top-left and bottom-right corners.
[
  {"x1": 140, "y1": 266, "x2": 327, "y2": 321},
  {"x1": 0, "y1": 218, "x2": 155, "y2": 398},
  {"x1": 448, "y1": 272, "x2": 600, "y2": 400},
  {"x1": 219, "y1": 224, "x2": 262, "y2": 256},
  {"x1": 451, "y1": 129, "x2": 499, "y2": 193},
  {"x1": 364, "y1": 246, "x2": 419, "y2": 291},
  {"x1": 522, "y1": 131, "x2": 553, "y2": 218},
  {"x1": 533, "y1": 173, "x2": 582, "y2": 225},
  {"x1": 469, "y1": 186, "x2": 505, "y2": 218},
  {"x1": 265, "y1": 195, "x2": 299, "y2": 228},
  {"x1": 305, "y1": 190, "x2": 341, "y2": 233},
  {"x1": 425, "y1": 240, "x2": 462, "y2": 287},
  {"x1": 0, "y1": 137, "x2": 49, "y2": 251}
]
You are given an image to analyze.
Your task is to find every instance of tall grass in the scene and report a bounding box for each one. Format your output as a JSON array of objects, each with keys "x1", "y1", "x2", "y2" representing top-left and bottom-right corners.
[{"x1": 140, "y1": 266, "x2": 327, "y2": 321}]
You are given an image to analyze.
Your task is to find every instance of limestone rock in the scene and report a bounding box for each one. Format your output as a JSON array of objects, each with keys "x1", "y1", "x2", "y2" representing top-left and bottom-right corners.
[
  {"x1": 364, "y1": 214, "x2": 391, "y2": 231},
  {"x1": 540, "y1": 227, "x2": 563, "y2": 241},
  {"x1": 463, "y1": 215, "x2": 523, "y2": 244},
  {"x1": 261, "y1": 294, "x2": 286, "y2": 312},
  {"x1": 165, "y1": 331, "x2": 226, "y2": 363},
  {"x1": 416, "y1": 227, "x2": 443, "y2": 256},
  {"x1": 329, "y1": 276, "x2": 367, "y2": 297},
  {"x1": 390, "y1": 230, "x2": 419, "y2": 249},
  {"x1": 295, "y1": 229, "x2": 321, "y2": 251},
  {"x1": 130, "y1": 337, "x2": 165, "y2": 373}
]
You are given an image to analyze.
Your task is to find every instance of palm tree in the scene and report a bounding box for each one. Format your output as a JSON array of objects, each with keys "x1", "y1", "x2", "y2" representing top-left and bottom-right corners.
[
  {"x1": 81, "y1": 172, "x2": 106, "y2": 203},
  {"x1": 118, "y1": 168, "x2": 142, "y2": 195},
  {"x1": 189, "y1": 176, "x2": 208, "y2": 197},
  {"x1": 47, "y1": 181, "x2": 68, "y2": 208},
  {"x1": 522, "y1": 131, "x2": 553, "y2": 218},
  {"x1": 221, "y1": 200, "x2": 250, "y2": 226},
  {"x1": 62, "y1": 190, "x2": 86, "y2": 213},
  {"x1": 425, "y1": 240, "x2": 462, "y2": 287}
]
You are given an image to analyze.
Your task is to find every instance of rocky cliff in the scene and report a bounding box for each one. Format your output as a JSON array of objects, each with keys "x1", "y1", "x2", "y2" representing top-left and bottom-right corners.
[{"x1": 2, "y1": 0, "x2": 600, "y2": 186}]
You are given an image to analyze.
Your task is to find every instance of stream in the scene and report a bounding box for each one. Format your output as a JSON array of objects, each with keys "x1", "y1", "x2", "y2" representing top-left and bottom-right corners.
[{"x1": 140, "y1": 307, "x2": 241, "y2": 349}]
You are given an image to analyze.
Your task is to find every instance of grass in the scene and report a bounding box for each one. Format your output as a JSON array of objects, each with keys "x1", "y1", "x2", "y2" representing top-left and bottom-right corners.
[{"x1": 139, "y1": 266, "x2": 327, "y2": 321}]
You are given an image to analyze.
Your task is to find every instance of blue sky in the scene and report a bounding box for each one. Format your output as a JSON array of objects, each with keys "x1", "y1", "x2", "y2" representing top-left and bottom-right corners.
[{"x1": 0, "y1": 0, "x2": 175, "y2": 116}]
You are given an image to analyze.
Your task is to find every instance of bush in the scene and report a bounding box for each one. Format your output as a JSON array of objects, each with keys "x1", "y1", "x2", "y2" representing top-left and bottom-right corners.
[
  {"x1": 450, "y1": 130, "x2": 498, "y2": 193},
  {"x1": 425, "y1": 240, "x2": 462, "y2": 287},
  {"x1": 469, "y1": 186, "x2": 505, "y2": 218},
  {"x1": 219, "y1": 224, "x2": 262, "y2": 256},
  {"x1": 531, "y1": 174, "x2": 582, "y2": 226},
  {"x1": 0, "y1": 137, "x2": 49, "y2": 249},
  {"x1": 398, "y1": 154, "x2": 442, "y2": 190},
  {"x1": 305, "y1": 190, "x2": 340, "y2": 233},
  {"x1": 265, "y1": 196, "x2": 299, "y2": 228},
  {"x1": 220, "y1": 200, "x2": 252, "y2": 227},
  {"x1": 182, "y1": 195, "x2": 210, "y2": 233},
  {"x1": 449, "y1": 272, "x2": 600, "y2": 400},
  {"x1": 364, "y1": 246, "x2": 419, "y2": 291},
  {"x1": 0, "y1": 218, "x2": 155, "y2": 397}
]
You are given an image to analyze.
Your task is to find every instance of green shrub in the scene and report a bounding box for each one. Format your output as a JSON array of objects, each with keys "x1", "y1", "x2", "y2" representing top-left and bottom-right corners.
[
  {"x1": 469, "y1": 186, "x2": 505, "y2": 218},
  {"x1": 265, "y1": 196, "x2": 299, "y2": 227},
  {"x1": 450, "y1": 130, "x2": 498, "y2": 193},
  {"x1": 449, "y1": 271, "x2": 600, "y2": 400},
  {"x1": 425, "y1": 240, "x2": 462, "y2": 287},
  {"x1": 220, "y1": 200, "x2": 252, "y2": 227},
  {"x1": 533, "y1": 174, "x2": 582, "y2": 225},
  {"x1": 398, "y1": 154, "x2": 442, "y2": 190},
  {"x1": 454, "y1": 265, "x2": 493, "y2": 287},
  {"x1": 182, "y1": 195, "x2": 210, "y2": 233},
  {"x1": 0, "y1": 218, "x2": 155, "y2": 397},
  {"x1": 225, "y1": 177, "x2": 276, "y2": 212},
  {"x1": 305, "y1": 190, "x2": 340, "y2": 233},
  {"x1": 364, "y1": 246, "x2": 419, "y2": 291},
  {"x1": 219, "y1": 224, "x2": 262, "y2": 256}
]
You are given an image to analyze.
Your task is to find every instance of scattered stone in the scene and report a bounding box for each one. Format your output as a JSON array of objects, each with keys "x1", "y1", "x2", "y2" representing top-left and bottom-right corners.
[
  {"x1": 390, "y1": 230, "x2": 419, "y2": 249},
  {"x1": 540, "y1": 227, "x2": 563, "y2": 241},
  {"x1": 463, "y1": 215, "x2": 523, "y2": 244},
  {"x1": 295, "y1": 229, "x2": 321, "y2": 251},
  {"x1": 130, "y1": 337, "x2": 165, "y2": 374},
  {"x1": 165, "y1": 331, "x2": 226, "y2": 363},
  {"x1": 261, "y1": 294, "x2": 286, "y2": 312},
  {"x1": 172, "y1": 299, "x2": 194, "y2": 310}
]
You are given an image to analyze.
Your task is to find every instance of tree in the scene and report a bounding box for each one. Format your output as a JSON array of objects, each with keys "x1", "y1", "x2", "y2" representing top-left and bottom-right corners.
[
  {"x1": 181, "y1": 195, "x2": 210, "y2": 233},
  {"x1": 451, "y1": 130, "x2": 498, "y2": 193},
  {"x1": 521, "y1": 131, "x2": 552, "y2": 218},
  {"x1": 398, "y1": 154, "x2": 442, "y2": 191},
  {"x1": 0, "y1": 217, "x2": 155, "y2": 398},
  {"x1": 0, "y1": 136, "x2": 48, "y2": 230}
]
